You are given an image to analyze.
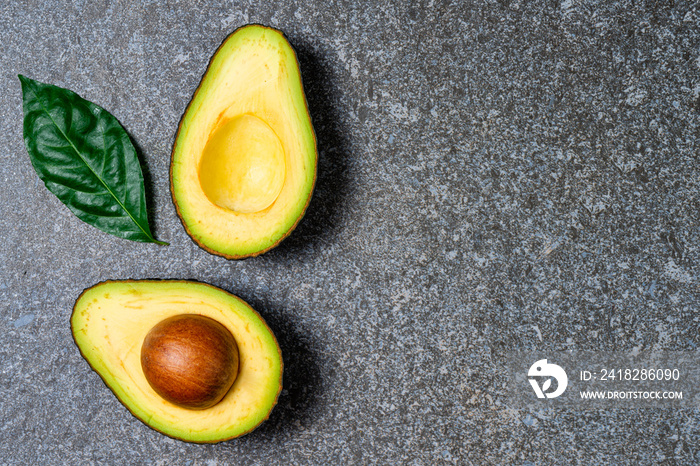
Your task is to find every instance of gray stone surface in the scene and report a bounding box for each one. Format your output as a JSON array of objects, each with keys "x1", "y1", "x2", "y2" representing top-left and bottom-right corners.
[{"x1": 0, "y1": 0, "x2": 699, "y2": 464}]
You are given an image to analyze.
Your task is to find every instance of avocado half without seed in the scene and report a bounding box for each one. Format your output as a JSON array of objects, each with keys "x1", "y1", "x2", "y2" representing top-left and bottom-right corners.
[
  {"x1": 71, "y1": 280, "x2": 283, "y2": 443},
  {"x1": 171, "y1": 24, "x2": 317, "y2": 259}
]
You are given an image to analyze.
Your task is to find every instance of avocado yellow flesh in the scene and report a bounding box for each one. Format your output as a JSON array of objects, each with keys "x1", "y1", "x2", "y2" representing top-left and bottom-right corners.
[
  {"x1": 171, "y1": 25, "x2": 317, "y2": 258},
  {"x1": 71, "y1": 280, "x2": 283, "y2": 443},
  {"x1": 199, "y1": 114, "x2": 286, "y2": 214}
]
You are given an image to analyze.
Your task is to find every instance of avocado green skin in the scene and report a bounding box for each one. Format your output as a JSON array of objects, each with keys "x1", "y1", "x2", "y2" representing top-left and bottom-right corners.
[
  {"x1": 71, "y1": 279, "x2": 283, "y2": 443},
  {"x1": 170, "y1": 24, "x2": 317, "y2": 259}
]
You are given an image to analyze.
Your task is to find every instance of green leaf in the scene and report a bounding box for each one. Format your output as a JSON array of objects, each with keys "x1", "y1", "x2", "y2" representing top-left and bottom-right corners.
[{"x1": 19, "y1": 75, "x2": 167, "y2": 245}]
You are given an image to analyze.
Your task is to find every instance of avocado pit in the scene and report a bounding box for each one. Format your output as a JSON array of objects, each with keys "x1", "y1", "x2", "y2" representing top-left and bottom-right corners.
[{"x1": 140, "y1": 314, "x2": 239, "y2": 410}]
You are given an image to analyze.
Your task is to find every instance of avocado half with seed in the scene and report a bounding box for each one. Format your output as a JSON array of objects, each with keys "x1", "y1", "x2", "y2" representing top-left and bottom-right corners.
[
  {"x1": 171, "y1": 24, "x2": 317, "y2": 259},
  {"x1": 71, "y1": 280, "x2": 283, "y2": 443}
]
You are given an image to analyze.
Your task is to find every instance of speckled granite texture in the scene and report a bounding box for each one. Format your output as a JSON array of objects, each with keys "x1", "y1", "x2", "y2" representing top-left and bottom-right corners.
[{"x1": 0, "y1": 0, "x2": 698, "y2": 464}]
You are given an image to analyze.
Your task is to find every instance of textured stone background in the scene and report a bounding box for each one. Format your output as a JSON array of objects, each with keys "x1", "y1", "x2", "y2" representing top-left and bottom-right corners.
[{"x1": 1, "y1": 0, "x2": 699, "y2": 464}]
